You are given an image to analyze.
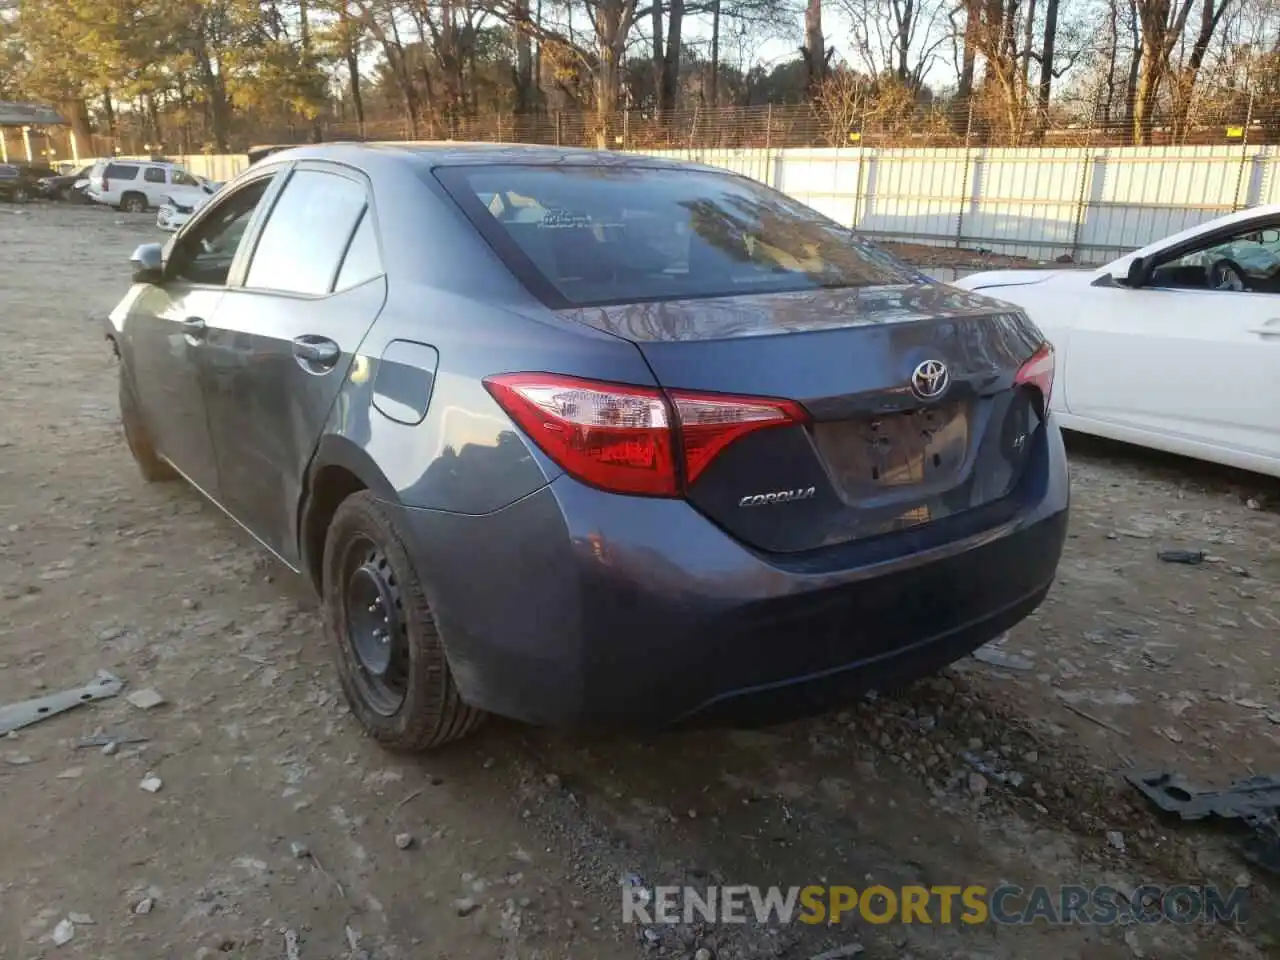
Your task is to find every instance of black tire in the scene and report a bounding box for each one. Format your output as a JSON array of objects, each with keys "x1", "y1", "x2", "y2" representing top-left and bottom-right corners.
[
  {"x1": 118, "y1": 370, "x2": 178, "y2": 482},
  {"x1": 120, "y1": 192, "x2": 147, "y2": 213},
  {"x1": 323, "y1": 491, "x2": 485, "y2": 751}
]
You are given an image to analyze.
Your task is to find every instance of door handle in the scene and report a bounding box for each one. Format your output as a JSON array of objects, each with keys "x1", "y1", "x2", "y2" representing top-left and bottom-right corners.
[
  {"x1": 182, "y1": 317, "x2": 206, "y2": 343},
  {"x1": 292, "y1": 336, "x2": 340, "y2": 370}
]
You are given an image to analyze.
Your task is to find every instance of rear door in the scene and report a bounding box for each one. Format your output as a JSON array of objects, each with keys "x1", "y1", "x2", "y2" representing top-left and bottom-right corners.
[
  {"x1": 201, "y1": 162, "x2": 387, "y2": 563},
  {"x1": 141, "y1": 165, "x2": 170, "y2": 206},
  {"x1": 125, "y1": 172, "x2": 281, "y2": 496}
]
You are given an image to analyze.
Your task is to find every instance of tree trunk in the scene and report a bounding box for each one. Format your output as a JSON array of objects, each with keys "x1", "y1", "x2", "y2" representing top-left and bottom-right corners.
[
  {"x1": 1123, "y1": 0, "x2": 1140, "y2": 134},
  {"x1": 1168, "y1": 0, "x2": 1227, "y2": 139},
  {"x1": 959, "y1": 0, "x2": 980, "y2": 96},
  {"x1": 660, "y1": 0, "x2": 683, "y2": 118},
  {"x1": 651, "y1": 0, "x2": 664, "y2": 112},
  {"x1": 514, "y1": 0, "x2": 535, "y2": 112},
  {"x1": 709, "y1": 0, "x2": 720, "y2": 107},
  {"x1": 339, "y1": 4, "x2": 365, "y2": 129},
  {"x1": 898, "y1": 0, "x2": 916, "y2": 83},
  {"x1": 1020, "y1": 0, "x2": 1036, "y2": 87},
  {"x1": 1037, "y1": 0, "x2": 1059, "y2": 117},
  {"x1": 803, "y1": 0, "x2": 827, "y2": 93},
  {"x1": 101, "y1": 89, "x2": 116, "y2": 137}
]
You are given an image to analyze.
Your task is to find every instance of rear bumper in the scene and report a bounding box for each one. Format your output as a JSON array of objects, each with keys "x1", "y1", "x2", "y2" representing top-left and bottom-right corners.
[{"x1": 395, "y1": 420, "x2": 1069, "y2": 729}]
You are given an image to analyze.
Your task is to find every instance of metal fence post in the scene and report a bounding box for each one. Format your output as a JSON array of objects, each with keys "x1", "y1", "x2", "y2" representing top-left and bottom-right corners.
[
  {"x1": 1069, "y1": 101, "x2": 1100, "y2": 261},
  {"x1": 955, "y1": 99, "x2": 975, "y2": 249},
  {"x1": 1231, "y1": 88, "x2": 1255, "y2": 211}
]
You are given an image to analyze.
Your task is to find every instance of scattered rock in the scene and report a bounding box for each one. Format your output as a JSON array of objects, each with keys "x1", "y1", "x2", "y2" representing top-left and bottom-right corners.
[
  {"x1": 289, "y1": 841, "x2": 310, "y2": 859},
  {"x1": 51, "y1": 919, "x2": 74, "y2": 946},
  {"x1": 134, "y1": 897, "x2": 154, "y2": 915},
  {"x1": 694, "y1": 949, "x2": 714, "y2": 960},
  {"x1": 56, "y1": 766, "x2": 84, "y2": 779},
  {"x1": 810, "y1": 946, "x2": 864, "y2": 959},
  {"x1": 139, "y1": 775, "x2": 163, "y2": 793},
  {"x1": 967, "y1": 773, "x2": 988, "y2": 798},
  {"x1": 101, "y1": 741, "x2": 118, "y2": 756},
  {"x1": 6, "y1": 754, "x2": 34, "y2": 765},
  {"x1": 394, "y1": 832, "x2": 414, "y2": 850},
  {"x1": 67, "y1": 913, "x2": 93, "y2": 925},
  {"x1": 126, "y1": 688, "x2": 166, "y2": 710},
  {"x1": 1245, "y1": 498, "x2": 1260, "y2": 510},
  {"x1": 454, "y1": 897, "x2": 481, "y2": 917},
  {"x1": 1106, "y1": 830, "x2": 1126, "y2": 853},
  {"x1": 544, "y1": 773, "x2": 561, "y2": 789}
]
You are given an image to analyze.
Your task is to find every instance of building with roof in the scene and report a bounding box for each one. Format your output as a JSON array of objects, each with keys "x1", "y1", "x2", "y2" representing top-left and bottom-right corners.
[{"x1": 0, "y1": 101, "x2": 67, "y2": 163}]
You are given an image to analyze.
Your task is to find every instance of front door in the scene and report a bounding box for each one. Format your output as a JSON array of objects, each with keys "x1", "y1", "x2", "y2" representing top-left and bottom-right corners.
[
  {"x1": 1066, "y1": 214, "x2": 1280, "y2": 463},
  {"x1": 201, "y1": 164, "x2": 387, "y2": 563}
]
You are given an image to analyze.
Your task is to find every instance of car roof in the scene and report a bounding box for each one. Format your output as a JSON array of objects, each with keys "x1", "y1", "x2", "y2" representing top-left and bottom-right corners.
[{"x1": 253, "y1": 141, "x2": 729, "y2": 176}]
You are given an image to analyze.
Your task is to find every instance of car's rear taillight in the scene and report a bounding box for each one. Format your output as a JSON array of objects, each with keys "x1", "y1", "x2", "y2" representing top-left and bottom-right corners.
[
  {"x1": 1014, "y1": 342, "x2": 1055, "y2": 412},
  {"x1": 101, "y1": 174, "x2": 109, "y2": 192},
  {"x1": 483, "y1": 373, "x2": 808, "y2": 497}
]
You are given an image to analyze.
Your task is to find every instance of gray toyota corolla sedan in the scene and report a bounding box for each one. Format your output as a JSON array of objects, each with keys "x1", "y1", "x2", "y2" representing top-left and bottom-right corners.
[{"x1": 105, "y1": 143, "x2": 1068, "y2": 751}]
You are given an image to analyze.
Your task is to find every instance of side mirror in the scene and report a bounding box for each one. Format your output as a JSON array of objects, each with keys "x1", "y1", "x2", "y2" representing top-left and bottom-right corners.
[
  {"x1": 130, "y1": 243, "x2": 165, "y2": 285},
  {"x1": 1123, "y1": 256, "x2": 1148, "y2": 288}
]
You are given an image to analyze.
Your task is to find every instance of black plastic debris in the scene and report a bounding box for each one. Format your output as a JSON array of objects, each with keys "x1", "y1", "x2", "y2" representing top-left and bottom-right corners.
[
  {"x1": 1157, "y1": 549, "x2": 1206, "y2": 565},
  {"x1": 1126, "y1": 770, "x2": 1280, "y2": 876}
]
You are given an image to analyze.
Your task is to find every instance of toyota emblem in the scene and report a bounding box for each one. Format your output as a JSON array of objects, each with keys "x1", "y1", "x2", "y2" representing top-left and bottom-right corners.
[{"x1": 910, "y1": 360, "x2": 949, "y2": 400}]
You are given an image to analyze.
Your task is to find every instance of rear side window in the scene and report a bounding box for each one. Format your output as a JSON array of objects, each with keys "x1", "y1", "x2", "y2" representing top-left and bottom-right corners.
[
  {"x1": 245, "y1": 169, "x2": 367, "y2": 296},
  {"x1": 105, "y1": 163, "x2": 138, "y2": 180},
  {"x1": 333, "y1": 210, "x2": 383, "y2": 290},
  {"x1": 433, "y1": 165, "x2": 921, "y2": 308},
  {"x1": 144, "y1": 167, "x2": 166, "y2": 183}
]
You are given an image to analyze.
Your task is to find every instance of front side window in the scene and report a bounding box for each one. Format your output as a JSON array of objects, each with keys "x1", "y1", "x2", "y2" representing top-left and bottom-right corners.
[
  {"x1": 171, "y1": 170, "x2": 200, "y2": 187},
  {"x1": 1153, "y1": 219, "x2": 1280, "y2": 294},
  {"x1": 244, "y1": 169, "x2": 368, "y2": 295},
  {"x1": 104, "y1": 163, "x2": 139, "y2": 181},
  {"x1": 433, "y1": 164, "x2": 921, "y2": 308},
  {"x1": 170, "y1": 178, "x2": 274, "y2": 286},
  {"x1": 144, "y1": 167, "x2": 166, "y2": 183}
]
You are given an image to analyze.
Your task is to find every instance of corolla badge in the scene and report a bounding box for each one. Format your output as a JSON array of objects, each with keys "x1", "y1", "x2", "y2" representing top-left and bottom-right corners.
[
  {"x1": 738, "y1": 487, "x2": 817, "y2": 507},
  {"x1": 910, "y1": 359, "x2": 949, "y2": 400}
]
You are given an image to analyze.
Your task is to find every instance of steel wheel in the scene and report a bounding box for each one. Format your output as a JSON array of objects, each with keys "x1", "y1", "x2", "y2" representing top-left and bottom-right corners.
[
  {"x1": 122, "y1": 194, "x2": 147, "y2": 213},
  {"x1": 341, "y1": 535, "x2": 410, "y2": 717}
]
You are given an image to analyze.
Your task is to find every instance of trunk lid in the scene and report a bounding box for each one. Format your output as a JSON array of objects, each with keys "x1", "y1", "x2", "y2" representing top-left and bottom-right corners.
[{"x1": 562, "y1": 283, "x2": 1047, "y2": 553}]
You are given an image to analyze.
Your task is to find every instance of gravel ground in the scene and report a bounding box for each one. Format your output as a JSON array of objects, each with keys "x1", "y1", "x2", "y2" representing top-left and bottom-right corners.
[{"x1": 0, "y1": 203, "x2": 1276, "y2": 960}]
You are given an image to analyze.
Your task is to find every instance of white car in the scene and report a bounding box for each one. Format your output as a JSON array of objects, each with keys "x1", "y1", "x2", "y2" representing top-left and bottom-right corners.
[
  {"x1": 85, "y1": 159, "x2": 199, "y2": 212},
  {"x1": 953, "y1": 204, "x2": 1280, "y2": 478},
  {"x1": 156, "y1": 176, "x2": 222, "y2": 231}
]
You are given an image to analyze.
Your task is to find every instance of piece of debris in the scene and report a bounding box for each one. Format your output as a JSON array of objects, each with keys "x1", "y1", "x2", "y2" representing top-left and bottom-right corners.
[
  {"x1": 972, "y1": 643, "x2": 1034, "y2": 671},
  {"x1": 290, "y1": 841, "x2": 311, "y2": 859},
  {"x1": 1246, "y1": 498, "x2": 1261, "y2": 510},
  {"x1": 51, "y1": 919, "x2": 74, "y2": 946},
  {"x1": 962, "y1": 751, "x2": 1024, "y2": 789},
  {"x1": 1157, "y1": 549, "x2": 1205, "y2": 565},
  {"x1": 1124, "y1": 927, "x2": 1145, "y2": 958},
  {"x1": 810, "y1": 946, "x2": 865, "y2": 960},
  {"x1": 454, "y1": 897, "x2": 481, "y2": 917},
  {"x1": 0, "y1": 671, "x2": 124, "y2": 735},
  {"x1": 1126, "y1": 770, "x2": 1280, "y2": 876},
  {"x1": 134, "y1": 897, "x2": 154, "y2": 915},
  {"x1": 284, "y1": 928, "x2": 300, "y2": 960},
  {"x1": 56, "y1": 766, "x2": 84, "y2": 779},
  {"x1": 67, "y1": 913, "x2": 93, "y2": 925},
  {"x1": 1156, "y1": 726, "x2": 1183, "y2": 744},
  {"x1": 125, "y1": 688, "x2": 166, "y2": 711},
  {"x1": 102, "y1": 741, "x2": 118, "y2": 756},
  {"x1": 694, "y1": 949, "x2": 714, "y2": 960},
  {"x1": 5, "y1": 753, "x2": 34, "y2": 765},
  {"x1": 1107, "y1": 830, "x2": 1126, "y2": 853},
  {"x1": 139, "y1": 775, "x2": 163, "y2": 793},
  {"x1": 75, "y1": 734, "x2": 148, "y2": 749},
  {"x1": 394, "y1": 832, "x2": 414, "y2": 850},
  {"x1": 967, "y1": 772, "x2": 988, "y2": 798}
]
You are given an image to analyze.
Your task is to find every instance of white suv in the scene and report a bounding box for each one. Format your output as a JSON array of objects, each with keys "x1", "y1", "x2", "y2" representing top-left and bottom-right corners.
[{"x1": 85, "y1": 159, "x2": 196, "y2": 212}]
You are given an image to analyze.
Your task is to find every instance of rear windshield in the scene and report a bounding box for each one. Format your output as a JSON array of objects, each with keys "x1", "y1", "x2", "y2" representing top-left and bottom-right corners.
[{"x1": 433, "y1": 164, "x2": 921, "y2": 308}]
